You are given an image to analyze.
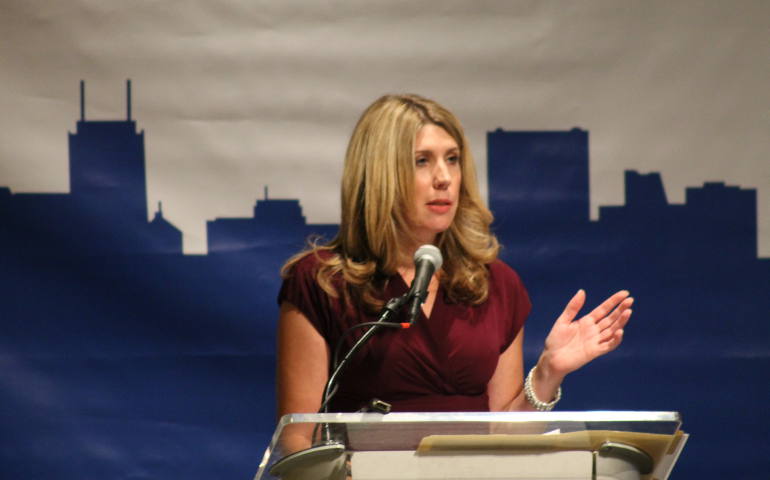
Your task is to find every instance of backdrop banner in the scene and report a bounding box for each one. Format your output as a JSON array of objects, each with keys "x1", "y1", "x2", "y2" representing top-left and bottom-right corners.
[{"x1": 0, "y1": 1, "x2": 767, "y2": 479}]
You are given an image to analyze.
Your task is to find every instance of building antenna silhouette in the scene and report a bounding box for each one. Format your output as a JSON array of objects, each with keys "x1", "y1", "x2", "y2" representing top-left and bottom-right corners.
[
  {"x1": 79, "y1": 80, "x2": 85, "y2": 121},
  {"x1": 126, "y1": 79, "x2": 132, "y2": 121},
  {"x1": 264, "y1": 186, "x2": 269, "y2": 200}
]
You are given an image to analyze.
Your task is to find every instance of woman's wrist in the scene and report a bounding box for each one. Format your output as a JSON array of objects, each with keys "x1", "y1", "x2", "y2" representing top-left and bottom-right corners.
[
  {"x1": 524, "y1": 352, "x2": 566, "y2": 408},
  {"x1": 524, "y1": 364, "x2": 563, "y2": 411},
  {"x1": 535, "y1": 352, "x2": 567, "y2": 387}
]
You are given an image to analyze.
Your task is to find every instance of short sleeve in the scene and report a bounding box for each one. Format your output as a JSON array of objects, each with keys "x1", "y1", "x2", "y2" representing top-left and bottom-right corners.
[
  {"x1": 277, "y1": 253, "x2": 336, "y2": 341},
  {"x1": 488, "y1": 260, "x2": 532, "y2": 352}
]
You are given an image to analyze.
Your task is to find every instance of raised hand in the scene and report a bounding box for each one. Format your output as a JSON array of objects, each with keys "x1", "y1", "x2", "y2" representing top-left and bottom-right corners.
[{"x1": 541, "y1": 290, "x2": 633, "y2": 378}]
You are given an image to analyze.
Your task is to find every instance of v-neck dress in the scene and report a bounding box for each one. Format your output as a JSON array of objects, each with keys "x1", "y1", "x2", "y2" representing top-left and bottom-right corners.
[{"x1": 278, "y1": 251, "x2": 531, "y2": 412}]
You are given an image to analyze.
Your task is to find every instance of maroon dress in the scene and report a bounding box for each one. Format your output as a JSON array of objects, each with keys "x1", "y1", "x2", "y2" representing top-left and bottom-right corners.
[{"x1": 278, "y1": 252, "x2": 531, "y2": 412}]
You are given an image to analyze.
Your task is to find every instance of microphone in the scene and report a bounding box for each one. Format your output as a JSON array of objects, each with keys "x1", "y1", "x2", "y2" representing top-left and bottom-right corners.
[{"x1": 406, "y1": 245, "x2": 443, "y2": 325}]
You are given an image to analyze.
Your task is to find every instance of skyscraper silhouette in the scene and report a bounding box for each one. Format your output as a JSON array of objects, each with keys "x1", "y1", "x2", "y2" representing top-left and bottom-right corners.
[{"x1": 0, "y1": 80, "x2": 182, "y2": 255}]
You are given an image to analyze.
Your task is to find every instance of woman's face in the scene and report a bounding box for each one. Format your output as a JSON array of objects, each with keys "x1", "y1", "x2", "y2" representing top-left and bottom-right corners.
[{"x1": 406, "y1": 124, "x2": 462, "y2": 246}]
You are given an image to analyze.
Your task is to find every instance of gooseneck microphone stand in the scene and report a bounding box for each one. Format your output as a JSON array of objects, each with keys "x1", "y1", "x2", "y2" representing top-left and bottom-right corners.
[
  {"x1": 321, "y1": 293, "x2": 410, "y2": 411},
  {"x1": 318, "y1": 293, "x2": 410, "y2": 441},
  {"x1": 269, "y1": 293, "x2": 411, "y2": 479}
]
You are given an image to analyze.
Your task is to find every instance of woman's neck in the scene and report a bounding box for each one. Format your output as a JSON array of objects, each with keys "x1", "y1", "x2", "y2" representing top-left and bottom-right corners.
[{"x1": 396, "y1": 238, "x2": 437, "y2": 270}]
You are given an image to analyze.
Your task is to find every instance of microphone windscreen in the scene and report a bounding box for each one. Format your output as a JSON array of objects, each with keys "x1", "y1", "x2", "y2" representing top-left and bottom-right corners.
[{"x1": 413, "y1": 244, "x2": 443, "y2": 271}]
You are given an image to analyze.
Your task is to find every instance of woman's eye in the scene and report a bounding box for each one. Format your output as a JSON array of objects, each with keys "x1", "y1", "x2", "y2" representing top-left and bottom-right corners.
[
  {"x1": 447, "y1": 155, "x2": 460, "y2": 164},
  {"x1": 415, "y1": 157, "x2": 428, "y2": 165}
]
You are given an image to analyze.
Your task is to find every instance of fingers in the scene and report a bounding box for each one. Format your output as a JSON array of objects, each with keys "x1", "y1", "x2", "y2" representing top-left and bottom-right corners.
[
  {"x1": 596, "y1": 331, "x2": 623, "y2": 355},
  {"x1": 557, "y1": 289, "x2": 586, "y2": 325},
  {"x1": 594, "y1": 325, "x2": 625, "y2": 355},
  {"x1": 590, "y1": 292, "x2": 634, "y2": 357},
  {"x1": 603, "y1": 327, "x2": 625, "y2": 352},
  {"x1": 598, "y1": 308, "x2": 632, "y2": 342},
  {"x1": 587, "y1": 290, "x2": 630, "y2": 324},
  {"x1": 596, "y1": 297, "x2": 634, "y2": 332},
  {"x1": 617, "y1": 304, "x2": 632, "y2": 330}
]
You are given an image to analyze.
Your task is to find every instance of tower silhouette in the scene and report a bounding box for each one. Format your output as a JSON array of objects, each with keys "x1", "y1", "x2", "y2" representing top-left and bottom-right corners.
[
  {"x1": 488, "y1": 128, "x2": 589, "y2": 243},
  {"x1": 0, "y1": 80, "x2": 182, "y2": 255},
  {"x1": 69, "y1": 79, "x2": 148, "y2": 226}
]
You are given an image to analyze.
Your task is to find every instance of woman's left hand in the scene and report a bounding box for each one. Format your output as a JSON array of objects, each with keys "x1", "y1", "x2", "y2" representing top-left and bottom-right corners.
[{"x1": 540, "y1": 290, "x2": 633, "y2": 378}]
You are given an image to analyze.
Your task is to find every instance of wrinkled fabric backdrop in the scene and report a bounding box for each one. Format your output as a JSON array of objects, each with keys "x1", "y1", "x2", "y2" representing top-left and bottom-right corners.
[{"x1": 0, "y1": 1, "x2": 768, "y2": 479}]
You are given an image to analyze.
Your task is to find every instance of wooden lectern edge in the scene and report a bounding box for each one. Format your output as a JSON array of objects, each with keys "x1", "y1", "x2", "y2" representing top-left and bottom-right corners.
[{"x1": 416, "y1": 429, "x2": 687, "y2": 480}]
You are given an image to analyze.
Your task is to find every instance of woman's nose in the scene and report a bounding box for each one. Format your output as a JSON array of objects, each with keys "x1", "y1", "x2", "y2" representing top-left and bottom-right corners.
[{"x1": 433, "y1": 161, "x2": 451, "y2": 189}]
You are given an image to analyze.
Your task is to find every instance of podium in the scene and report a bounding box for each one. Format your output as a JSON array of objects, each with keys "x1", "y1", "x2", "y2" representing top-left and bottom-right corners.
[{"x1": 255, "y1": 411, "x2": 687, "y2": 480}]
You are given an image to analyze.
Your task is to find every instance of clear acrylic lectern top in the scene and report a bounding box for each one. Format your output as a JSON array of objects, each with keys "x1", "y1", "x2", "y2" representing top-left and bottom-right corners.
[{"x1": 255, "y1": 411, "x2": 684, "y2": 480}]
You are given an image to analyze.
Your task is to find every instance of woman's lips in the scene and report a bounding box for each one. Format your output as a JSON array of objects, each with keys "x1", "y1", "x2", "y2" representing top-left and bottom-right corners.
[{"x1": 427, "y1": 200, "x2": 452, "y2": 214}]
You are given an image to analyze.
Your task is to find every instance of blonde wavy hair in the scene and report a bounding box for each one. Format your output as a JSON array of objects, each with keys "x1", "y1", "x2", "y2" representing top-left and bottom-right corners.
[{"x1": 282, "y1": 94, "x2": 500, "y2": 313}]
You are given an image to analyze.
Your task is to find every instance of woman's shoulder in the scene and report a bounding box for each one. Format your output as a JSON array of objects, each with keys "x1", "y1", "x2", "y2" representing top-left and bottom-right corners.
[
  {"x1": 284, "y1": 248, "x2": 336, "y2": 277},
  {"x1": 487, "y1": 258, "x2": 525, "y2": 285},
  {"x1": 488, "y1": 258, "x2": 520, "y2": 278},
  {"x1": 278, "y1": 248, "x2": 340, "y2": 308}
]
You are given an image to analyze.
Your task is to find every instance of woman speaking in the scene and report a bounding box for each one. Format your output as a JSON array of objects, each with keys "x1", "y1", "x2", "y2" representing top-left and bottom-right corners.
[{"x1": 276, "y1": 94, "x2": 632, "y2": 421}]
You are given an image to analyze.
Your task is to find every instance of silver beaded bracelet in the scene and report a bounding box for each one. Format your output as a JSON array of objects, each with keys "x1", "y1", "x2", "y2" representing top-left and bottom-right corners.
[{"x1": 524, "y1": 365, "x2": 562, "y2": 411}]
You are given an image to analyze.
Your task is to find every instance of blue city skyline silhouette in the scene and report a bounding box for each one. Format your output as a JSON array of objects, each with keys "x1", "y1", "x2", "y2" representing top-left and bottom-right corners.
[{"x1": 0, "y1": 81, "x2": 766, "y2": 479}]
